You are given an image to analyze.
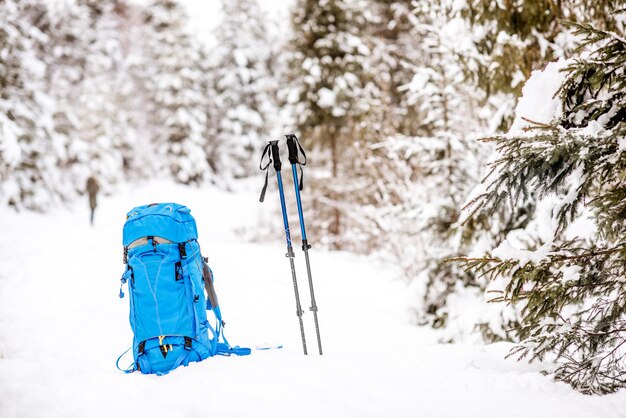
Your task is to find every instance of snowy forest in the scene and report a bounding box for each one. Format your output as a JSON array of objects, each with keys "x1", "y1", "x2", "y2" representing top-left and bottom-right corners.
[{"x1": 1, "y1": 0, "x2": 626, "y2": 397}]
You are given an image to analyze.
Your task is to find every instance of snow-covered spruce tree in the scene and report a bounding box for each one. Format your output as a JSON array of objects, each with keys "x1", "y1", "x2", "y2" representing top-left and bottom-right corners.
[
  {"x1": 399, "y1": 2, "x2": 498, "y2": 340},
  {"x1": 0, "y1": 0, "x2": 72, "y2": 210},
  {"x1": 117, "y1": 0, "x2": 165, "y2": 180},
  {"x1": 457, "y1": 20, "x2": 626, "y2": 394},
  {"x1": 44, "y1": 0, "x2": 90, "y2": 185},
  {"x1": 367, "y1": 0, "x2": 422, "y2": 136},
  {"x1": 141, "y1": 0, "x2": 213, "y2": 185},
  {"x1": 351, "y1": 1, "x2": 502, "y2": 340},
  {"x1": 285, "y1": 0, "x2": 379, "y2": 249},
  {"x1": 209, "y1": 0, "x2": 277, "y2": 179},
  {"x1": 69, "y1": 0, "x2": 135, "y2": 192},
  {"x1": 459, "y1": 0, "x2": 620, "y2": 131},
  {"x1": 430, "y1": 0, "x2": 624, "y2": 343}
]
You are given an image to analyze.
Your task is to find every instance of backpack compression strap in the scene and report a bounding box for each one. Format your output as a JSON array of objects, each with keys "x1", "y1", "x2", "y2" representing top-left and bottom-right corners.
[
  {"x1": 199, "y1": 255, "x2": 250, "y2": 356},
  {"x1": 211, "y1": 318, "x2": 251, "y2": 356},
  {"x1": 202, "y1": 260, "x2": 220, "y2": 311}
]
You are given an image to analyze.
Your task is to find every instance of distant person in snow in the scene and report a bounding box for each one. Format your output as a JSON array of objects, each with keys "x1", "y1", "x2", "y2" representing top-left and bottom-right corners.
[{"x1": 86, "y1": 176, "x2": 100, "y2": 226}]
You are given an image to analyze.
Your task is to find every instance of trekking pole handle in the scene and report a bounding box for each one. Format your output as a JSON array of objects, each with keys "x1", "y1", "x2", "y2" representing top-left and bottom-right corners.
[
  {"x1": 270, "y1": 140, "x2": 282, "y2": 171},
  {"x1": 286, "y1": 133, "x2": 307, "y2": 166},
  {"x1": 286, "y1": 134, "x2": 299, "y2": 165}
]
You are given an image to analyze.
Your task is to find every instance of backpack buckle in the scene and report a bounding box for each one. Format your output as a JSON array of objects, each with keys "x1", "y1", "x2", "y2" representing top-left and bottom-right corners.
[
  {"x1": 178, "y1": 243, "x2": 187, "y2": 259},
  {"x1": 184, "y1": 337, "x2": 192, "y2": 351},
  {"x1": 175, "y1": 262, "x2": 183, "y2": 281}
]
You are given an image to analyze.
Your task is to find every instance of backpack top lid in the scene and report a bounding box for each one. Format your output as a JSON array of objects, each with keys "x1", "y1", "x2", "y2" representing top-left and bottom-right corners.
[{"x1": 123, "y1": 202, "x2": 198, "y2": 247}]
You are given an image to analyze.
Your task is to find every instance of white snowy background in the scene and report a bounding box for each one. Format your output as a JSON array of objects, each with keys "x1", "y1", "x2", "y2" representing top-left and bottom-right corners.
[
  {"x1": 178, "y1": 0, "x2": 292, "y2": 47},
  {"x1": 1, "y1": 0, "x2": 626, "y2": 417}
]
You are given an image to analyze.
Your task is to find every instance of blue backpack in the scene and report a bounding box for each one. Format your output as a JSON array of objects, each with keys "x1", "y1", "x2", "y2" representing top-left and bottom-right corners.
[{"x1": 117, "y1": 203, "x2": 250, "y2": 375}]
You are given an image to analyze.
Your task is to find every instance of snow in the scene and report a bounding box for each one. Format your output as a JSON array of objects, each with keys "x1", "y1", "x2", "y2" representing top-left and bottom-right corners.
[
  {"x1": 317, "y1": 88, "x2": 337, "y2": 108},
  {"x1": 509, "y1": 58, "x2": 571, "y2": 134},
  {"x1": 1, "y1": 180, "x2": 625, "y2": 418},
  {"x1": 560, "y1": 265, "x2": 582, "y2": 284},
  {"x1": 618, "y1": 136, "x2": 626, "y2": 152},
  {"x1": 491, "y1": 239, "x2": 552, "y2": 266},
  {"x1": 172, "y1": 0, "x2": 293, "y2": 48},
  {"x1": 0, "y1": 114, "x2": 22, "y2": 166}
]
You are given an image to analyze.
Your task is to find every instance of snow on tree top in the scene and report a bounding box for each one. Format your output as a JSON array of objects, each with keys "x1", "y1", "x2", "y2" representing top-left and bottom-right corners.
[{"x1": 509, "y1": 58, "x2": 571, "y2": 135}]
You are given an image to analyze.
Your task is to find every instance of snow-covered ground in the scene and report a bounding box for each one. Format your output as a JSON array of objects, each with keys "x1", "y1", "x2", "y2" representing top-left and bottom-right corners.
[{"x1": 0, "y1": 180, "x2": 625, "y2": 418}]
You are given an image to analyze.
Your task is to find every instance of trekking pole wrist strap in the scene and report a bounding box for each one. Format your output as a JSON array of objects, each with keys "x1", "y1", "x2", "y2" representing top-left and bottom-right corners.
[{"x1": 258, "y1": 143, "x2": 272, "y2": 202}]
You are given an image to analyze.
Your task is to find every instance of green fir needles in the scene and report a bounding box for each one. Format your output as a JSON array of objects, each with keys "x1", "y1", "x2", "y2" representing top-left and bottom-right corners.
[{"x1": 455, "y1": 17, "x2": 626, "y2": 394}]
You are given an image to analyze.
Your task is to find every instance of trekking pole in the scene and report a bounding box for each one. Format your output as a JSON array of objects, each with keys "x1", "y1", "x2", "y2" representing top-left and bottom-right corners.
[
  {"x1": 285, "y1": 134, "x2": 323, "y2": 355},
  {"x1": 259, "y1": 140, "x2": 308, "y2": 355}
]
